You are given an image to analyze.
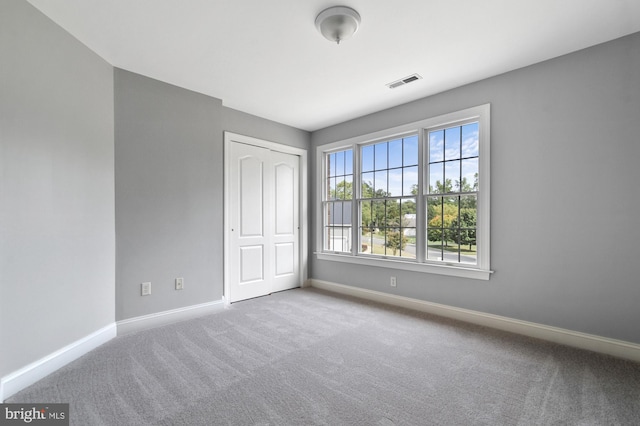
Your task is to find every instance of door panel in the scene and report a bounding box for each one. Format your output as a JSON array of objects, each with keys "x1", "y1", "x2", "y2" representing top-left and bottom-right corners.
[
  {"x1": 275, "y1": 163, "x2": 295, "y2": 235},
  {"x1": 240, "y1": 156, "x2": 264, "y2": 237},
  {"x1": 275, "y1": 242, "x2": 294, "y2": 276},
  {"x1": 240, "y1": 245, "x2": 264, "y2": 282}
]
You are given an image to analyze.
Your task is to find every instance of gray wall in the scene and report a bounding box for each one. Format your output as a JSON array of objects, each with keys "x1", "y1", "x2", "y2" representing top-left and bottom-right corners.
[
  {"x1": 311, "y1": 32, "x2": 640, "y2": 344},
  {"x1": 0, "y1": 0, "x2": 115, "y2": 377},
  {"x1": 115, "y1": 69, "x2": 310, "y2": 321}
]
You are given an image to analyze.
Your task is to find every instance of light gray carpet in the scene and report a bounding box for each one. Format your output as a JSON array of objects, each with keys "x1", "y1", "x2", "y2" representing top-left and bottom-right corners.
[{"x1": 7, "y1": 288, "x2": 640, "y2": 425}]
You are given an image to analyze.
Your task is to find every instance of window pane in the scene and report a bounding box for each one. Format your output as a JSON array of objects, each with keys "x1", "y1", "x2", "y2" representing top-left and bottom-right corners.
[
  {"x1": 336, "y1": 151, "x2": 345, "y2": 175},
  {"x1": 427, "y1": 196, "x2": 442, "y2": 223},
  {"x1": 427, "y1": 238, "x2": 443, "y2": 261},
  {"x1": 385, "y1": 199, "x2": 401, "y2": 228},
  {"x1": 445, "y1": 127, "x2": 461, "y2": 161},
  {"x1": 400, "y1": 197, "x2": 417, "y2": 260},
  {"x1": 400, "y1": 198, "x2": 417, "y2": 221},
  {"x1": 325, "y1": 201, "x2": 352, "y2": 253},
  {"x1": 341, "y1": 201, "x2": 353, "y2": 227},
  {"x1": 374, "y1": 170, "x2": 387, "y2": 196},
  {"x1": 444, "y1": 160, "x2": 460, "y2": 192},
  {"x1": 375, "y1": 143, "x2": 387, "y2": 170},
  {"x1": 335, "y1": 202, "x2": 343, "y2": 227},
  {"x1": 343, "y1": 174, "x2": 353, "y2": 199},
  {"x1": 371, "y1": 200, "x2": 385, "y2": 229},
  {"x1": 361, "y1": 172, "x2": 374, "y2": 198},
  {"x1": 328, "y1": 177, "x2": 337, "y2": 200},
  {"x1": 345, "y1": 149, "x2": 353, "y2": 175},
  {"x1": 388, "y1": 139, "x2": 403, "y2": 168},
  {"x1": 324, "y1": 226, "x2": 331, "y2": 250},
  {"x1": 371, "y1": 230, "x2": 386, "y2": 256},
  {"x1": 323, "y1": 203, "x2": 331, "y2": 229},
  {"x1": 403, "y1": 166, "x2": 418, "y2": 196},
  {"x1": 429, "y1": 130, "x2": 444, "y2": 162},
  {"x1": 399, "y1": 233, "x2": 416, "y2": 259},
  {"x1": 328, "y1": 153, "x2": 336, "y2": 177},
  {"x1": 388, "y1": 168, "x2": 403, "y2": 197},
  {"x1": 443, "y1": 196, "x2": 459, "y2": 224},
  {"x1": 442, "y1": 250, "x2": 460, "y2": 263},
  {"x1": 443, "y1": 197, "x2": 459, "y2": 259},
  {"x1": 360, "y1": 227, "x2": 373, "y2": 254},
  {"x1": 458, "y1": 234, "x2": 477, "y2": 264},
  {"x1": 327, "y1": 202, "x2": 336, "y2": 226},
  {"x1": 336, "y1": 176, "x2": 345, "y2": 199},
  {"x1": 362, "y1": 145, "x2": 374, "y2": 172},
  {"x1": 360, "y1": 200, "x2": 372, "y2": 229},
  {"x1": 460, "y1": 193, "x2": 477, "y2": 210},
  {"x1": 461, "y1": 158, "x2": 478, "y2": 192},
  {"x1": 385, "y1": 228, "x2": 407, "y2": 257},
  {"x1": 429, "y1": 163, "x2": 443, "y2": 194},
  {"x1": 426, "y1": 196, "x2": 443, "y2": 261},
  {"x1": 334, "y1": 226, "x2": 343, "y2": 252},
  {"x1": 455, "y1": 195, "x2": 477, "y2": 264},
  {"x1": 336, "y1": 226, "x2": 347, "y2": 252},
  {"x1": 461, "y1": 123, "x2": 479, "y2": 158},
  {"x1": 404, "y1": 135, "x2": 418, "y2": 166}
]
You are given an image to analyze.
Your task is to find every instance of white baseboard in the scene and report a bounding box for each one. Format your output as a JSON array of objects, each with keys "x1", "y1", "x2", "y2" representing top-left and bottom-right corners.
[
  {"x1": 1, "y1": 323, "x2": 117, "y2": 402},
  {"x1": 116, "y1": 299, "x2": 225, "y2": 335},
  {"x1": 310, "y1": 279, "x2": 640, "y2": 363}
]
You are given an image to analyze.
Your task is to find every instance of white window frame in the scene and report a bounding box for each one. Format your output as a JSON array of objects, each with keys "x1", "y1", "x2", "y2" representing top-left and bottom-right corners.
[{"x1": 316, "y1": 104, "x2": 492, "y2": 280}]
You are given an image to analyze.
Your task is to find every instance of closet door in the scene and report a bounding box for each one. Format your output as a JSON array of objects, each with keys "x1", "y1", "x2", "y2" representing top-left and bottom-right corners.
[
  {"x1": 228, "y1": 142, "x2": 273, "y2": 302},
  {"x1": 227, "y1": 141, "x2": 300, "y2": 303},
  {"x1": 271, "y1": 151, "x2": 299, "y2": 293}
]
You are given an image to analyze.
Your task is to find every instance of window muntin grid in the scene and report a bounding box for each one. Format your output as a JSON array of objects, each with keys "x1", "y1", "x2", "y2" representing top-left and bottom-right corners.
[
  {"x1": 323, "y1": 149, "x2": 353, "y2": 252},
  {"x1": 427, "y1": 122, "x2": 479, "y2": 265},
  {"x1": 359, "y1": 135, "x2": 418, "y2": 259}
]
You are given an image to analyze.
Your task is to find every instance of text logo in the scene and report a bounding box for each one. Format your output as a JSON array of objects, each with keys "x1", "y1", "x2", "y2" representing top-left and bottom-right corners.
[{"x1": 0, "y1": 404, "x2": 68, "y2": 426}]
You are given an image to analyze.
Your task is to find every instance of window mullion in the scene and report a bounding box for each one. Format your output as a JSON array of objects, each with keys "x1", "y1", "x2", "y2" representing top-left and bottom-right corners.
[
  {"x1": 415, "y1": 129, "x2": 426, "y2": 263},
  {"x1": 352, "y1": 144, "x2": 359, "y2": 256}
]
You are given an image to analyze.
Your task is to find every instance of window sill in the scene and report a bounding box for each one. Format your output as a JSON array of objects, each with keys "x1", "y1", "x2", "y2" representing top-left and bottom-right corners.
[{"x1": 315, "y1": 252, "x2": 493, "y2": 280}]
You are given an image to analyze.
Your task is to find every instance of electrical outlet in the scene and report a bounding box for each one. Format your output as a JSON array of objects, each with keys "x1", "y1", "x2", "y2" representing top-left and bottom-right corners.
[
  {"x1": 175, "y1": 277, "x2": 184, "y2": 290},
  {"x1": 141, "y1": 282, "x2": 151, "y2": 296},
  {"x1": 390, "y1": 276, "x2": 397, "y2": 287}
]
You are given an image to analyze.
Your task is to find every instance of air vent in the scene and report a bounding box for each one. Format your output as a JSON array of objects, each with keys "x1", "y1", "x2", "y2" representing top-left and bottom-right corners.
[{"x1": 386, "y1": 73, "x2": 422, "y2": 89}]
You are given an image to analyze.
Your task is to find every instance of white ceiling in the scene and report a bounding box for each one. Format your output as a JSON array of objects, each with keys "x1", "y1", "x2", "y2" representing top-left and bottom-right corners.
[{"x1": 27, "y1": 0, "x2": 640, "y2": 132}]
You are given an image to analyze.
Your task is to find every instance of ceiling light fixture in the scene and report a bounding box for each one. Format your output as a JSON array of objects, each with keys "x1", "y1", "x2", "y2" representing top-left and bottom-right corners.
[{"x1": 315, "y1": 6, "x2": 361, "y2": 44}]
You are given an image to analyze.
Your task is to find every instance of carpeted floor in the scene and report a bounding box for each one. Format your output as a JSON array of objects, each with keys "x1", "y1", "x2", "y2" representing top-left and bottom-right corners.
[{"x1": 7, "y1": 287, "x2": 640, "y2": 425}]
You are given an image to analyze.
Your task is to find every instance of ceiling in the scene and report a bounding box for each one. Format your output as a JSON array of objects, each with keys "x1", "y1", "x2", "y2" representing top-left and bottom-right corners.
[{"x1": 27, "y1": 0, "x2": 640, "y2": 132}]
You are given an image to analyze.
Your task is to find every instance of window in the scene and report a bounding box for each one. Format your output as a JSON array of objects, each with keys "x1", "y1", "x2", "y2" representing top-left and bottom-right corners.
[
  {"x1": 317, "y1": 104, "x2": 491, "y2": 280},
  {"x1": 427, "y1": 122, "x2": 479, "y2": 265},
  {"x1": 323, "y1": 149, "x2": 353, "y2": 252},
  {"x1": 359, "y1": 136, "x2": 418, "y2": 259}
]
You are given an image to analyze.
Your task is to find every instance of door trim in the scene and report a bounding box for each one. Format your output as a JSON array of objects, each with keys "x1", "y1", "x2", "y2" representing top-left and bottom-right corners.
[{"x1": 223, "y1": 132, "x2": 308, "y2": 304}]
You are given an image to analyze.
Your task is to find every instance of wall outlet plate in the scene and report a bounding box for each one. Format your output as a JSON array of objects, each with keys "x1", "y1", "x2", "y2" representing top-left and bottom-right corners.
[
  {"x1": 141, "y1": 282, "x2": 151, "y2": 296},
  {"x1": 175, "y1": 277, "x2": 184, "y2": 290},
  {"x1": 390, "y1": 276, "x2": 397, "y2": 287}
]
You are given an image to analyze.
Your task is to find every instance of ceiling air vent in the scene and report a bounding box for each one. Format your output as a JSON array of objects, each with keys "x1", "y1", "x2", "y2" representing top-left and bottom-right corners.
[{"x1": 386, "y1": 73, "x2": 422, "y2": 89}]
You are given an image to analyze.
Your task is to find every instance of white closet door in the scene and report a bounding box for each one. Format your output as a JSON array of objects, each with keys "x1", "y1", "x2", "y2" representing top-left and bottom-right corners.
[
  {"x1": 271, "y1": 150, "x2": 299, "y2": 293},
  {"x1": 228, "y1": 141, "x2": 300, "y2": 303},
  {"x1": 228, "y1": 142, "x2": 273, "y2": 302}
]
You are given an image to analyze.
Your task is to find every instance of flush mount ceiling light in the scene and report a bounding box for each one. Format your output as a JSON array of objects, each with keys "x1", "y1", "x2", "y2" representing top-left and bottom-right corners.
[{"x1": 315, "y1": 6, "x2": 361, "y2": 44}]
